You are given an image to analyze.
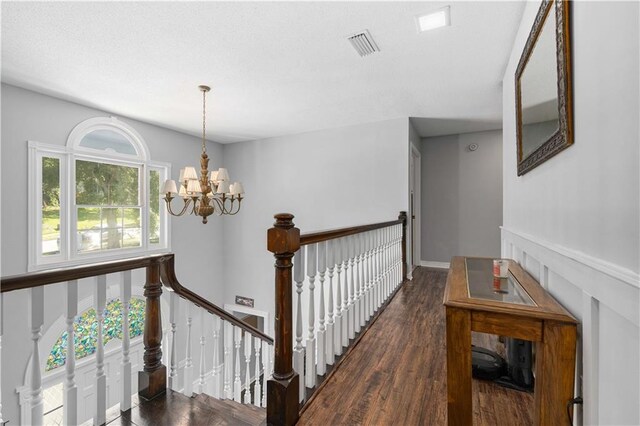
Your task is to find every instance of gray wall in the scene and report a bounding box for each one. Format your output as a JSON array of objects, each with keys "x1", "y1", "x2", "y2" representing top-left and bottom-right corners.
[
  {"x1": 1, "y1": 84, "x2": 226, "y2": 422},
  {"x1": 421, "y1": 129, "x2": 502, "y2": 263},
  {"x1": 221, "y1": 118, "x2": 409, "y2": 315},
  {"x1": 502, "y1": 1, "x2": 639, "y2": 423}
]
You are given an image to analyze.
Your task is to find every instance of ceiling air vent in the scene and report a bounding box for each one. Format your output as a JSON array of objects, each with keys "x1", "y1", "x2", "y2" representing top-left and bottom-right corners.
[{"x1": 347, "y1": 30, "x2": 380, "y2": 57}]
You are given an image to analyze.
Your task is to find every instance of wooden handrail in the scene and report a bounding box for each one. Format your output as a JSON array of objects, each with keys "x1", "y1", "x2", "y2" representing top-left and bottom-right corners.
[
  {"x1": 159, "y1": 254, "x2": 274, "y2": 344},
  {"x1": 300, "y1": 219, "x2": 403, "y2": 246},
  {"x1": 1, "y1": 254, "x2": 170, "y2": 293},
  {"x1": 1, "y1": 253, "x2": 272, "y2": 344},
  {"x1": 266, "y1": 211, "x2": 408, "y2": 425}
]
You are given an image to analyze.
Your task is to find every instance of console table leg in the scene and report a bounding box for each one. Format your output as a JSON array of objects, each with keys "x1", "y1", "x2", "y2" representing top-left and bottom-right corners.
[
  {"x1": 534, "y1": 321, "x2": 577, "y2": 425},
  {"x1": 446, "y1": 307, "x2": 472, "y2": 426}
]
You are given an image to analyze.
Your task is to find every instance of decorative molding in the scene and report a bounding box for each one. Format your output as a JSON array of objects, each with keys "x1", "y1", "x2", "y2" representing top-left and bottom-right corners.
[
  {"x1": 502, "y1": 227, "x2": 639, "y2": 328},
  {"x1": 501, "y1": 227, "x2": 639, "y2": 289},
  {"x1": 420, "y1": 261, "x2": 450, "y2": 270}
]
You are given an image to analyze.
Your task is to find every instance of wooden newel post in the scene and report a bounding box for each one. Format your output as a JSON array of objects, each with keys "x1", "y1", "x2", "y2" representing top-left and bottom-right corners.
[
  {"x1": 399, "y1": 211, "x2": 408, "y2": 281},
  {"x1": 267, "y1": 213, "x2": 301, "y2": 426},
  {"x1": 138, "y1": 261, "x2": 167, "y2": 400}
]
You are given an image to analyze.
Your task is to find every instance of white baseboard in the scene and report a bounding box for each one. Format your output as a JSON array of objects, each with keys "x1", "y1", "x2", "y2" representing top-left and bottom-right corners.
[{"x1": 420, "y1": 260, "x2": 450, "y2": 269}]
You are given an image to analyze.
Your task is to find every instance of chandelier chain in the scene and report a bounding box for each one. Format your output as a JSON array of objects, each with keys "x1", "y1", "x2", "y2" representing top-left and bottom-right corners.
[{"x1": 202, "y1": 89, "x2": 206, "y2": 154}]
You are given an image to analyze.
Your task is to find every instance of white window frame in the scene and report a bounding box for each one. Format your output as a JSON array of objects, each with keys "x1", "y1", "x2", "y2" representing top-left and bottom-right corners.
[{"x1": 28, "y1": 117, "x2": 171, "y2": 271}]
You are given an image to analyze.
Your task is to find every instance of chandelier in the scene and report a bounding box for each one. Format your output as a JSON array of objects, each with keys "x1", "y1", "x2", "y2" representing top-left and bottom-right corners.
[{"x1": 161, "y1": 85, "x2": 244, "y2": 224}]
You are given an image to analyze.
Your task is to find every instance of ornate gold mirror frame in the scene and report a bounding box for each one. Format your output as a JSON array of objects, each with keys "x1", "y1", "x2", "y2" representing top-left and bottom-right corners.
[{"x1": 515, "y1": 0, "x2": 573, "y2": 176}]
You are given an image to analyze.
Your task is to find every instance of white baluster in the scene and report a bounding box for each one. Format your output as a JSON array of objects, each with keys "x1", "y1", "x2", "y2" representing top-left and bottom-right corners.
[
  {"x1": 168, "y1": 291, "x2": 180, "y2": 392},
  {"x1": 120, "y1": 271, "x2": 132, "y2": 411},
  {"x1": 293, "y1": 248, "x2": 306, "y2": 401},
  {"x1": 261, "y1": 341, "x2": 270, "y2": 407},
  {"x1": 387, "y1": 228, "x2": 394, "y2": 296},
  {"x1": 391, "y1": 226, "x2": 396, "y2": 291},
  {"x1": 347, "y1": 236, "x2": 356, "y2": 340},
  {"x1": 234, "y1": 326, "x2": 242, "y2": 402},
  {"x1": 383, "y1": 227, "x2": 389, "y2": 301},
  {"x1": 211, "y1": 316, "x2": 221, "y2": 397},
  {"x1": 94, "y1": 276, "x2": 107, "y2": 426},
  {"x1": 376, "y1": 229, "x2": 382, "y2": 307},
  {"x1": 334, "y1": 239, "x2": 343, "y2": 355},
  {"x1": 354, "y1": 235, "x2": 362, "y2": 333},
  {"x1": 325, "y1": 239, "x2": 335, "y2": 365},
  {"x1": 363, "y1": 232, "x2": 370, "y2": 321},
  {"x1": 30, "y1": 287, "x2": 44, "y2": 426},
  {"x1": 368, "y1": 231, "x2": 375, "y2": 318},
  {"x1": 253, "y1": 337, "x2": 262, "y2": 407},
  {"x1": 198, "y1": 309, "x2": 207, "y2": 394},
  {"x1": 396, "y1": 225, "x2": 402, "y2": 285},
  {"x1": 306, "y1": 244, "x2": 318, "y2": 388},
  {"x1": 184, "y1": 302, "x2": 194, "y2": 397},
  {"x1": 63, "y1": 281, "x2": 78, "y2": 425},
  {"x1": 341, "y1": 238, "x2": 349, "y2": 348},
  {"x1": 244, "y1": 332, "x2": 252, "y2": 404},
  {"x1": 316, "y1": 241, "x2": 327, "y2": 376},
  {"x1": 223, "y1": 321, "x2": 233, "y2": 399},
  {"x1": 358, "y1": 233, "x2": 366, "y2": 328}
]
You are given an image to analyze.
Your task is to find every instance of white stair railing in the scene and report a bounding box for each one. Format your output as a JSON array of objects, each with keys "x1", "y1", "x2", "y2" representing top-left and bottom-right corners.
[
  {"x1": 120, "y1": 271, "x2": 132, "y2": 412},
  {"x1": 285, "y1": 216, "x2": 406, "y2": 407},
  {"x1": 63, "y1": 280, "x2": 78, "y2": 425},
  {"x1": 2, "y1": 254, "x2": 275, "y2": 426},
  {"x1": 94, "y1": 276, "x2": 107, "y2": 426}
]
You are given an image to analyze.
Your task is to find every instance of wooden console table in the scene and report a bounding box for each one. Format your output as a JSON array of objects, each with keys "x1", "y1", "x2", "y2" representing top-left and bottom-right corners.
[{"x1": 443, "y1": 257, "x2": 577, "y2": 425}]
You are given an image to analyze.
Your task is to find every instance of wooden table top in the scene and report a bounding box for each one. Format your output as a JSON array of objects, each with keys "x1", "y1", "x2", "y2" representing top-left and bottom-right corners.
[{"x1": 444, "y1": 256, "x2": 577, "y2": 324}]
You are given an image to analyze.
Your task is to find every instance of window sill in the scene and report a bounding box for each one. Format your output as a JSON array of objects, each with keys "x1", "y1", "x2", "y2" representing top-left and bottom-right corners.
[{"x1": 29, "y1": 247, "x2": 172, "y2": 272}]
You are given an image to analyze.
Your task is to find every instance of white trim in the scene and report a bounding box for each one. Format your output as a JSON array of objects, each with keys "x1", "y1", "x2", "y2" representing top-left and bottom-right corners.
[
  {"x1": 502, "y1": 227, "x2": 639, "y2": 327},
  {"x1": 411, "y1": 145, "x2": 421, "y2": 270},
  {"x1": 501, "y1": 227, "x2": 639, "y2": 290},
  {"x1": 501, "y1": 227, "x2": 639, "y2": 425},
  {"x1": 223, "y1": 304, "x2": 272, "y2": 338},
  {"x1": 28, "y1": 135, "x2": 171, "y2": 271},
  {"x1": 67, "y1": 116, "x2": 150, "y2": 161},
  {"x1": 420, "y1": 260, "x2": 450, "y2": 269}
]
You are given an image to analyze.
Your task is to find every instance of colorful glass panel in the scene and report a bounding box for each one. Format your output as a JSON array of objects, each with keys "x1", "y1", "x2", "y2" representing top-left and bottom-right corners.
[{"x1": 46, "y1": 298, "x2": 145, "y2": 371}]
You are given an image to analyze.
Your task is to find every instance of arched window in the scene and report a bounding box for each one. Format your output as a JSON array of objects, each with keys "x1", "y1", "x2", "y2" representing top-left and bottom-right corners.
[
  {"x1": 28, "y1": 117, "x2": 170, "y2": 270},
  {"x1": 46, "y1": 298, "x2": 146, "y2": 371}
]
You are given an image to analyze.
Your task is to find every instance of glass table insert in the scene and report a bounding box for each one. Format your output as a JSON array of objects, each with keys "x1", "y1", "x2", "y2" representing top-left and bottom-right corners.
[{"x1": 464, "y1": 258, "x2": 535, "y2": 306}]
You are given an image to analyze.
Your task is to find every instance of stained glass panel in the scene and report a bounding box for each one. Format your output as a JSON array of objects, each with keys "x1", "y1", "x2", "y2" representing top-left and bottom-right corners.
[{"x1": 46, "y1": 298, "x2": 145, "y2": 371}]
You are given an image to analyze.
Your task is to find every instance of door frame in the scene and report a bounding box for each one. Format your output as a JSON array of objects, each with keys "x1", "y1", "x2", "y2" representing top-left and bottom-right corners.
[{"x1": 410, "y1": 145, "x2": 421, "y2": 272}]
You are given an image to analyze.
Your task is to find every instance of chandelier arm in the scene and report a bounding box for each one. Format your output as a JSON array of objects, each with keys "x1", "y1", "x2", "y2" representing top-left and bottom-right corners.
[
  {"x1": 164, "y1": 197, "x2": 193, "y2": 217},
  {"x1": 226, "y1": 198, "x2": 242, "y2": 215},
  {"x1": 220, "y1": 196, "x2": 232, "y2": 215},
  {"x1": 190, "y1": 196, "x2": 201, "y2": 216},
  {"x1": 211, "y1": 196, "x2": 225, "y2": 215}
]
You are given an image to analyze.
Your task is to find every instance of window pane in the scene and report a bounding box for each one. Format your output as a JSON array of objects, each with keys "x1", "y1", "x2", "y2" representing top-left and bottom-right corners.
[
  {"x1": 123, "y1": 208, "x2": 140, "y2": 228},
  {"x1": 42, "y1": 157, "x2": 60, "y2": 256},
  {"x1": 101, "y1": 208, "x2": 123, "y2": 229},
  {"x1": 76, "y1": 160, "x2": 139, "y2": 206},
  {"x1": 101, "y1": 229, "x2": 122, "y2": 250},
  {"x1": 77, "y1": 230, "x2": 101, "y2": 253},
  {"x1": 79, "y1": 130, "x2": 137, "y2": 156},
  {"x1": 77, "y1": 207, "x2": 100, "y2": 230},
  {"x1": 149, "y1": 170, "x2": 160, "y2": 245},
  {"x1": 123, "y1": 228, "x2": 142, "y2": 248}
]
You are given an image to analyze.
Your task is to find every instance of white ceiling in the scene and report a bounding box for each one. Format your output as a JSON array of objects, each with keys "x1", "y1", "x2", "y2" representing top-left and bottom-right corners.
[{"x1": 1, "y1": 1, "x2": 524, "y2": 143}]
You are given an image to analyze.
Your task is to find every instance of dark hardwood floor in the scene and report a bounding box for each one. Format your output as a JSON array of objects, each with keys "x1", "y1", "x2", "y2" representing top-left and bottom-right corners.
[
  {"x1": 98, "y1": 390, "x2": 265, "y2": 426},
  {"x1": 298, "y1": 267, "x2": 534, "y2": 426}
]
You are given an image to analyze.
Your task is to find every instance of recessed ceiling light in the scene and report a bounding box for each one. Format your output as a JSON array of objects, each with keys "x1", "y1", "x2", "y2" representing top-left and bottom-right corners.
[{"x1": 416, "y1": 6, "x2": 451, "y2": 33}]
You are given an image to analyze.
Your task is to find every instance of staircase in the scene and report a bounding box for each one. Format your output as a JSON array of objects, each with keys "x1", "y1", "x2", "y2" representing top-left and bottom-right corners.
[
  {"x1": 80, "y1": 390, "x2": 265, "y2": 426},
  {"x1": 0, "y1": 212, "x2": 408, "y2": 426}
]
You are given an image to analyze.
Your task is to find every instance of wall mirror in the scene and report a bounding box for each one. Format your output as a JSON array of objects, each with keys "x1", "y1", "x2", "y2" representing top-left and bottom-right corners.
[{"x1": 516, "y1": 0, "x2": 572, "y2": 175}]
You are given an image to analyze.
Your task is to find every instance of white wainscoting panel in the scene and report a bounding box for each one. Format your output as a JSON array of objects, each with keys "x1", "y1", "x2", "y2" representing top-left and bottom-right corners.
[{"x1": 501, "y1": 227, "x2": 639, "y2": 426}]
